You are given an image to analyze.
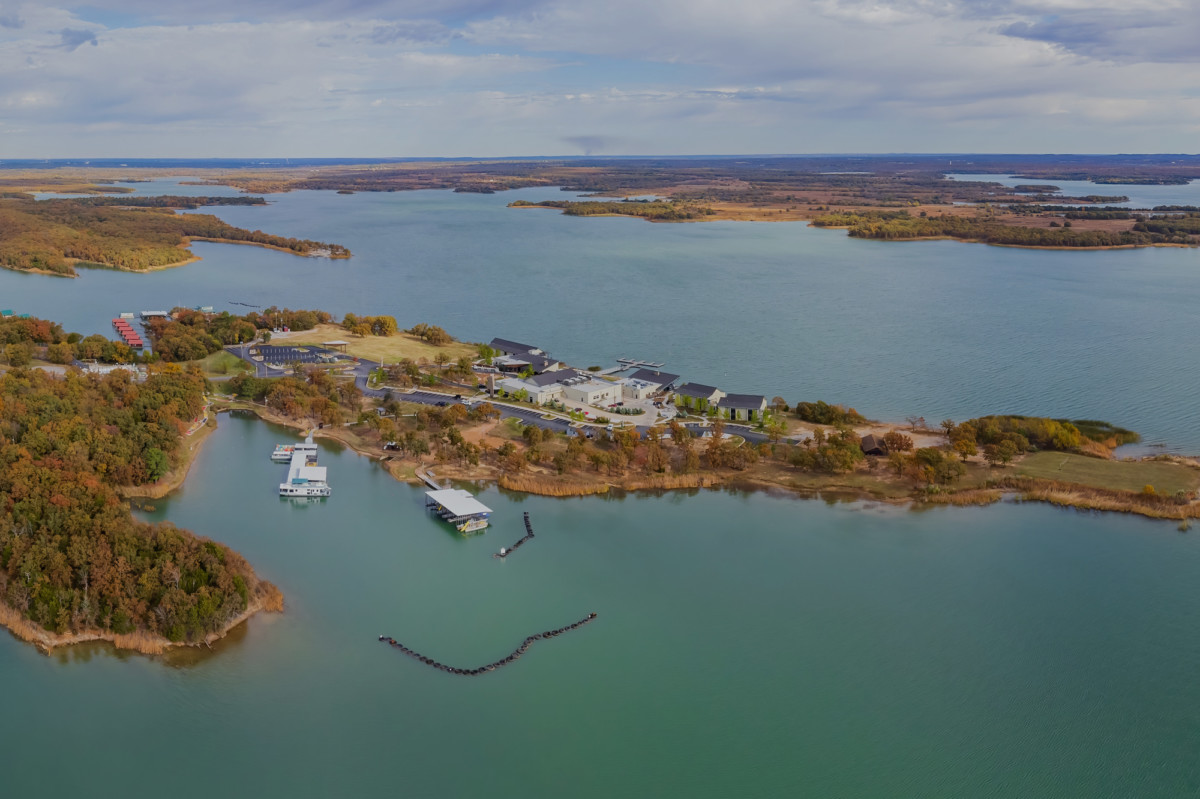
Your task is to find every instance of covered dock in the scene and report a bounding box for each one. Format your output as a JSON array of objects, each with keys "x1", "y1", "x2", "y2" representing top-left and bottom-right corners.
[{"x1": 425, "y1": 488, "x2": 493, "y2": 533}]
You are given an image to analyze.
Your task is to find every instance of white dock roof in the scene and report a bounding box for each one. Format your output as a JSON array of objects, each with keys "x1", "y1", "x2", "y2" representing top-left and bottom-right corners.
[{"x1": 425, "y1": 488, "x2": 492, "y2": 517}]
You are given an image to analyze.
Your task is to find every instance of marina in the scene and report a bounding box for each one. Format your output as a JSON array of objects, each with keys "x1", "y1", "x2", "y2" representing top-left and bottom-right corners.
[
  {"x1": 425, "y1": 488, "x2": 492, "y2": 533},
  {"x1": 277, "y1": 433, "x2": 330, "y2": 497},
  {"x1": 271, "y1": 431, "x2": 319, "y2": 462}
]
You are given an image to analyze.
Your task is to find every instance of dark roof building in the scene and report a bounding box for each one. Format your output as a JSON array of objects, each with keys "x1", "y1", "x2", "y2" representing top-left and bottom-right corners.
[
  {"x1": 529, "y1": 369, "x2": 582, "y2": 387},
  {"x1": 628, "y1": 368, "x2": 680, "y2": 390},
  {"x1": 860, "y1": 434, "x2": 886, "y2": 456},
  {"x1": 676, "y1": 383, "x2": 722, "y2": 399},
  {"x1": 490, "y1": 337, "x2": 543, "y2": 356},
  {"x1": 719, "y1": 393, "x2": 767, "y2": 410}
]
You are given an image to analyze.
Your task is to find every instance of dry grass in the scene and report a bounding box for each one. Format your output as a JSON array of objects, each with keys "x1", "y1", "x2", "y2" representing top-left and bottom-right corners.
[
  {"x1": 1014, "y1": 451, "x2": 1200, "y2": 495},
  {"x1": 919, "y1": 489, "x2": 1004, "y2": 507},
  {"x1": 994, "y1": 476, "x2": 1200, "y2": 520},
  {"x1": 280, "y1": 323, "x2": 476, "y2": 364},
  {"x1": 499, "y1": 473, "x2": 612, "y2": 496}
]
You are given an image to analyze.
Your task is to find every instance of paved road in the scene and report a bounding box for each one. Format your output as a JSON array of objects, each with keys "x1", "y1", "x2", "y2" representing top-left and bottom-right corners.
[{"x1": 229, "y1": 346, "x2": 769, "y2": 443}]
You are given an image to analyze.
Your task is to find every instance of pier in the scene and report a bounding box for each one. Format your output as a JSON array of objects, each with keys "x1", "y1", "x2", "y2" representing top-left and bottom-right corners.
[
  {"x1": 425, "y1": 487, "x2": 492, "y2": 533},
  {"x1": 598, "y1": 357, "x2": 666, "y2": 376},
  {"x1": 378, "y1": 612, "x2": 598, "y2": 676}
]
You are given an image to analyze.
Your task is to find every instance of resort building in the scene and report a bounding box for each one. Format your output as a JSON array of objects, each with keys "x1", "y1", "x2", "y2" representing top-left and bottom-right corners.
[
  {"x1": 620, "y1": 368, "x2": 680, "y2": 400},
  {"x1": 559, "y1": 374, "x2": 622, "y2": 407},
  {"x1": 495, "y1": 372, "x2": 567, "y2": 404},
  {"x1": 489, "y1": 337, "x2": 545, "y2": 357},
  {"x1": 717, "y1": 393, "x2": 769, "y2": 422},
  {"x1": 674, "y1": 383, "x2": 726, "y2": 413}
]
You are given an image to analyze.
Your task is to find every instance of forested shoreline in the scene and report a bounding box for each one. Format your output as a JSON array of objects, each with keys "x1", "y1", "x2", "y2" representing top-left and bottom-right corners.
[
  {"x1": 0, "y1": 316, "x2": 279, "y2": 648},
  {"x1": 0, "y1": 196, "x2": 350, "y2": 276}
]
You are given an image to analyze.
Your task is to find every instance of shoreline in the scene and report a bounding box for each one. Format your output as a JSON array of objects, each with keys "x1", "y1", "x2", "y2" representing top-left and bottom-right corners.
[
  {"x1": 217, "y1": 400, "x2": 1200, "y2": 523},
  {"x1": 0, "y1": 581, "x2": 283, "y2": 655}
]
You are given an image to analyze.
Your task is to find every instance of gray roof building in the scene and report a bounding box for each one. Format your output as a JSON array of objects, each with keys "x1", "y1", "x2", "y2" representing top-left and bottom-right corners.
[
  {"x1": 676, "y1": 383, "x2": 722, "y2": 399},
  {"x1": 719, "y1": 393, "x2": 767, "y2": 410},
  {"x1": 628, "y1": 368, "x2": 680, "y2": 389},
  {"x1": 490, "y1": 337, "x2": 542, "y2": 356}
]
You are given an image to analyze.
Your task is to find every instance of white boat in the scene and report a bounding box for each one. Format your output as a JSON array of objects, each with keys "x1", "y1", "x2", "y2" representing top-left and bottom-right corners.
[
  {"x1": 279, "y1": 448, "x2": 331, "y2": 497},
  {"x1": 271, "y1": 432, "x2": 318, "y2": 462}
]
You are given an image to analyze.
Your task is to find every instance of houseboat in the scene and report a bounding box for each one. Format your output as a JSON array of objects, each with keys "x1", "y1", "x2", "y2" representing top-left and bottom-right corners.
[
  {"x1": 271, "y1": 432, "x2": 319, "y2": 462},
  {"x1": 279, "y1": 448, "x2": 331, "y2": 497}
]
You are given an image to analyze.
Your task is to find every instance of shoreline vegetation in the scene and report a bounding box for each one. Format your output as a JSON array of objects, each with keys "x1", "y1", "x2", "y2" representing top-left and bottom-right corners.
[
  {"x1": 0, "y1": 314, "x2": 285, "y2": 656},
  {"x1": 0, "y1": 194, "x2": 350, "y2": 276},
  {"x1": 2, "y1": 157, "x2": 1198, "y2": 250},
  {"x1": 4, "y1": 306, "x2": 1198, "y2": 656}
]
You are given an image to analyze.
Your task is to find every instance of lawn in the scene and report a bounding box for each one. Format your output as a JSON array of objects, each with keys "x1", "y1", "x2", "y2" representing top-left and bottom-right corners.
[
  {"x1": 1014, "y1": 451, "x2": 1200, "y2": 495},
  {"x1": 280, "y1": 324, "x2": 476, "y2": 364},
  {"x1": 194, "y1": 349, "x2": 252, "y2": 376}
]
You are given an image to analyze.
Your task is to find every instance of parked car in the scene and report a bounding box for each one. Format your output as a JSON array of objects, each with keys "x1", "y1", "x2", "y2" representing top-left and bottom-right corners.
[{"x1": 435, "y1": 400, "x2": 448, "y2": 407}]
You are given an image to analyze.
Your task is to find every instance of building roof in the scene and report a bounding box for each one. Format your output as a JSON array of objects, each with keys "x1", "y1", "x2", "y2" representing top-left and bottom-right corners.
[
  {"x1": 676, "y1": 382, "x2": 721, "y2": 398},
  {"x1": 426, "y1": 488, "x2": 493, "y2": 517},
  {"x1": 490, "y1": 337, "x2": 540, "y2": 354},
  {"x1": 322, "y1": 340, "x2": 350, "y2": 346},
  {"x1": 860, "y1": 434, "x2": 885, "y2": 452},
  {"x1": 720, "y1": 393, "x2": 767, "y2": 409},
  {"x1": 628, "y1": 368, "x2": 680, "y2": 387},
  {"x1": 530, "y1": 369, "x2": 581, "y2": 387}
]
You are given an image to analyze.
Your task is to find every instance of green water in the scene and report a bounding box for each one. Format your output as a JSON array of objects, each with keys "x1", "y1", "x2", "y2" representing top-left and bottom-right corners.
[{"x1": 4, "y1": 413, "x2": 1197, "y2": 797}]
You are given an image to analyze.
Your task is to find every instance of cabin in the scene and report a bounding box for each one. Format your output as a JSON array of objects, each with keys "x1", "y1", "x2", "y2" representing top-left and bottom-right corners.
[
  {"x1": 860, "y1": 434, "x2": 886, "y2": 456},
  {"x1": 718, "y1": 394, "x2": 768, "y2": 422},
  {"x1": 674, "y1": 383, "x2": 725, "y2": 413}
]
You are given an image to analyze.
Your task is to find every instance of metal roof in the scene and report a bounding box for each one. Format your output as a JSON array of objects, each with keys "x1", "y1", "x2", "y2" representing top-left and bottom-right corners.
[
  {"x1": 720, "y1": 393, "x2": 767, "y2": 409},
  {"x1": 490, "y1": 337, "x2": 540, "y2": 354},
  {"x1": 629, "y1": 368, "x2": 680, "y2": 386},
  {"x1": 425, "y1": 488, "x2": 493, "y2": 517},
  {"x1": 676, "y1": 383, "x2": 721, "y2": 398}
]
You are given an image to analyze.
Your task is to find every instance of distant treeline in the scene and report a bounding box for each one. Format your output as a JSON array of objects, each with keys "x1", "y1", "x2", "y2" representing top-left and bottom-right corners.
[
  {"x1": 0, "y1": 333, "x2": 274, "y2": 643},
  {"x1": 811, "y1": 211, "x2": 1197, "y2": 247},
  {"x1": 0, "y1": 197, "x2": 349, "y2": 275},
  {"x1": 71, "y1": 195, "x2": 268, "y2": 209},
  {"x1": 509, "y1": 199, "x2": 715, "y2": 221}
]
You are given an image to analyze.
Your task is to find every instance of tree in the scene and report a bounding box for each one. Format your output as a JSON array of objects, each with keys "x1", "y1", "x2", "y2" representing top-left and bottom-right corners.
[
  {"x1": 882, "y1": 430, "x2": 913, "y2": 453},
  {"x1": 4, "y1": 342, "x2": 32, "y2": 367},
  {"x1": 953, "y1": 437, "x2": 977, "y2": 462},
  {"x1": 258, "y1": 329, "x2": 272, "y2": 344}
]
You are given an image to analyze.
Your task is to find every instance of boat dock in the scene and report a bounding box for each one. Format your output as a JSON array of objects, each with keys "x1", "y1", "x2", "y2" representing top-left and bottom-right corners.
[
  {"x1": 279, "y1": 448, "x2": 331, "y2": 497},
  {"x1": 111, "y1": 318, "x2": 145, "y2": 349},
  {"x1": 425, "y1": 488, "x2": 492, "y2": 534},
  {"x1": 598, "y1": 357, "x2": 666, "y2": 376}
]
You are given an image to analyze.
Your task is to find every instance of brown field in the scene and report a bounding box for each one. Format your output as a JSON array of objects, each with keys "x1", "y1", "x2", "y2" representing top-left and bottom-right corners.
[{"x1": 275, "y1": 323, "x2": 477, "y2": 364}]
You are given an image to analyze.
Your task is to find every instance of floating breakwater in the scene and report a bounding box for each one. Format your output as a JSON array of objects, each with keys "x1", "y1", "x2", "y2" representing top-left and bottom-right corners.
[
  {"x1": 379, "y1": 612, "x2": 598, "y2": 675},
  {"x1": 493, "y1": 512, "x2": 536, "y2": 558}
]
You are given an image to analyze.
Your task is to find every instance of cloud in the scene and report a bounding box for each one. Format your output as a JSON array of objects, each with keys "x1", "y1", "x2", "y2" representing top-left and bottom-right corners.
[
  {"x1": 56, "y1": 28, "x2": 97, "y2": 50},
  {"x1": 0, "y1": 10, "x2": 22, "y2": 29}
]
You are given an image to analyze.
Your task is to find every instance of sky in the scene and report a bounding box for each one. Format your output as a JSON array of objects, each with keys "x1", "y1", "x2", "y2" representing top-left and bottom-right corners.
[{"x1": 0, "y1": 0, "x2": 1196, "y2": 157}]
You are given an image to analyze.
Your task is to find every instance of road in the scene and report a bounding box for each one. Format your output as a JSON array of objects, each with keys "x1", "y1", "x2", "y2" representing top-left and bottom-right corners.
[{"x1": 229, "y1": 345, "x2": 768, "y2": 442}]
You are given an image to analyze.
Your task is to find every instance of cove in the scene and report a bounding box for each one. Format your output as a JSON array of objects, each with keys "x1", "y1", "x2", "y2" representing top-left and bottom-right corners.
[{"x1": 4, "y1": 413, "x2": 1198, "y2": 797}]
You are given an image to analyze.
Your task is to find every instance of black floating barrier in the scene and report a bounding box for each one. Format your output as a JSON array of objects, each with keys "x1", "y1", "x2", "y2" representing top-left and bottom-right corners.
[
  {"x1": 379, "y1": 612, "x2": 598, "y2": 676},
  {"x1": 493, "y1": 512, "x2": 537, "y2": 558}
]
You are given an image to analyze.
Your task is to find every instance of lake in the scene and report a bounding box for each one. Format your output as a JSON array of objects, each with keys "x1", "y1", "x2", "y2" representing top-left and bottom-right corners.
[
  {"x1": 1, "y1": 182, "x2": 1198, "y2": 450},
  {"x1": 2, "y1": 181, "x2": 1200, "y2": 797},
  {"x1": 947, "y1": 173, "x2": 1200, "y2": 209},
  {"x1": 4, "y1": 413, "x2": 1198, "y2": 798}
]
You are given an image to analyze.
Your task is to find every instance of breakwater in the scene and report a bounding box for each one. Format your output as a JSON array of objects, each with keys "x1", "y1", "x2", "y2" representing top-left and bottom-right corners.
[
  {"x1": 493, "y1": 512, "x2": 535, "y2": 558},
  {"x1": 379, "y1": 612, "x2": 598, "y2": 675}
]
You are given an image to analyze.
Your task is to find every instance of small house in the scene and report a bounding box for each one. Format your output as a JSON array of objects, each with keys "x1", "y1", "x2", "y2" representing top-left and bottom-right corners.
[
  {"x1": 860, "y1": 434, "x2": 886, "y2": 456},
  {"x1": 674, "y1": 383, "x2": 726, "y2": 412},
  {"x1": 718, "y1": 394, "x2": 768, "y2": 422}
]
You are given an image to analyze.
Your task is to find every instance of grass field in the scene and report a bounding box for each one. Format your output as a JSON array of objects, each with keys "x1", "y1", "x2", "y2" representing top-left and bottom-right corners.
[
  {"x1": 1014, "y1": 451, "x2": 1200, "y2": 495},
  {"x1": 194, "y1": 349, "x2": 252, "y2": 376},
  {"x1": 280, "y1": 323, "x2": 476, "y2": 364}
]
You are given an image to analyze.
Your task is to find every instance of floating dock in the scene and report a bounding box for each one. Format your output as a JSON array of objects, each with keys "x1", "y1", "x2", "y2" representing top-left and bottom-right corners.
[
  {"x1": 112, "y1": 318, "x2": 144, "y2": 349},
  {"x1": 425, "y1": 488, "x2": 492, "y2": 533},
  {"x1": 279, "y1": 446, "x2": 330, "y2": 497}
]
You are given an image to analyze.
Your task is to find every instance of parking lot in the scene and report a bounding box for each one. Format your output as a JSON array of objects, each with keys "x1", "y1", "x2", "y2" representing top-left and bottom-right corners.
[{"x1": 252, "y1": 345, "x2": 348, "y2": 366}]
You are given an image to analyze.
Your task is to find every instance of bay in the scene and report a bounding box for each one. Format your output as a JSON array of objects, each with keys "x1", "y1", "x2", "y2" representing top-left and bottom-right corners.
[{"x1": 4, "y1": 414, "x2": 1198, "y2": 798}]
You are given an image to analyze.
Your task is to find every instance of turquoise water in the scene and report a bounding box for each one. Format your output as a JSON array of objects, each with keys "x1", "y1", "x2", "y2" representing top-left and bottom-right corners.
[
  {"x1": 0, "y1": 183, "x2": 1197, "y2": 449},
  {"x1": 4, "y1": 414, "x2": 1198, "y2": 797}
]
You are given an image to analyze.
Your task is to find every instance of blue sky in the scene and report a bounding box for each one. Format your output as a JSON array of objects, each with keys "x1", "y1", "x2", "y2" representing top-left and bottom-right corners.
[{"x1": 0, "y1": 1, "x2": 1195, "y2": 156}]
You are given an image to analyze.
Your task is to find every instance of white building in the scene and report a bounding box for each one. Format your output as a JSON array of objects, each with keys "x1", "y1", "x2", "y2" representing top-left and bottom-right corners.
[{"x1": 560, "y1": 376, "x2": 621, "y2": 407}]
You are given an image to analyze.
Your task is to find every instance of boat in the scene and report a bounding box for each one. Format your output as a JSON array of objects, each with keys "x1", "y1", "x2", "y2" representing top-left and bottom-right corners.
[
  {"x1": 279, "y1": 449, "x2": 331, "y2": 497},
  {"x1": 457, "y1": 517, "x2": 489, "y2": 534},
  {"x1": 271, "y1": 432, "x2": 319, "y2": 462}
]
